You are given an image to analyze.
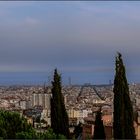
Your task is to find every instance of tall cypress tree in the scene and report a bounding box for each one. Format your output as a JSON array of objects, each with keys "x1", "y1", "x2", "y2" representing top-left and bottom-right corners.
[
  {"x1": 113, "y1": 53, "x2": 136, "y2": 139},
  {"x1": 51, "y1": 69, "x2": 70, "y2": 138},
  {"x1": 93, "y1": 108, "x2": 106, "y2": 139}
]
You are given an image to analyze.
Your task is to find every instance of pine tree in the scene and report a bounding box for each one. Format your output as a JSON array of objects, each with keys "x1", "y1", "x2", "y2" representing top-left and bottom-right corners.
[
  {"x1": 93, "y1": 108, "x2": 106, "y2": 139},
  {"x1": 51, "y1": 69, "x2": 70, "y2": 138},
  {"x1": 0, "y1": 110, "x2": 37, "y2": 139},
  {"x1": 113, "y1": 53, "x2": 136, "y2": 139}
]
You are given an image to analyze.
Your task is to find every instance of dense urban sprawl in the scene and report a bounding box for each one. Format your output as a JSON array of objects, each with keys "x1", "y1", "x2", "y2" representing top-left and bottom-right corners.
[{"x1": 0, "y1": 83, "x2": 139, "y2": 138}]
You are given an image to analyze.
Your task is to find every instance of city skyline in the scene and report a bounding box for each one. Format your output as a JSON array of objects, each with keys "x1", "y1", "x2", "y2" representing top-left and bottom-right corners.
[{"x1": 0, "y1": 1, "x2": 140, "y2": 85}]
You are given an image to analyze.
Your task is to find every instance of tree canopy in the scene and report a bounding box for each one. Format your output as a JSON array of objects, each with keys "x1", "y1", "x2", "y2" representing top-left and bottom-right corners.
[
  {"x1": 113, "y1": 53, "x2": 136, "y2": 139},
  {"x1": 0, "y1": 110, "x2": 36, "y2": 139},
  {"x1": 51, "y1": 69, "x2": 70, "y2": 138},
  {"x1": 93, "y1": 108, "x2": 106, "y2": 139},
  {"x1": 0, "y1": 110, "x2": 66, "y2": 139}
]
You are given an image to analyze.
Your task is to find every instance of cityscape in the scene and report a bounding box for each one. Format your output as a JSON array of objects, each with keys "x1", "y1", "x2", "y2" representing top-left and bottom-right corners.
[
  {"x1": 0, "y1": 80, "x2": 140, "y2": 139},
  {"x1": 0, "y1": 1, "x2": 140, "y2": 139}
]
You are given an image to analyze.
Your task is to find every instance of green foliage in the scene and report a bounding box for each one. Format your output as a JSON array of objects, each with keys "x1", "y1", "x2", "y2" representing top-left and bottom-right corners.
[
  {"x1": 58, "y1": 134, "x2": 67, "y2": 139},
  {"x1": 16, "y1": 128, "x2": 66, "y2": 139},
  {"x1": 0, "y1": 110, "x2": 66, "y2": 139},
  {"x1": 93, "y1": 108, "x2": 106, "y2": 139},
  {"x1": 0, "y1": 128, "x2": 7, "y2": 138},
  {"x1": 51, "y1": 69, "x2": 70, "y2": 138},
  {"x1": 113, "y1": 53, "x2": 136, "y2": 139},
  {"x1": 40, "y1": 128, "x2": 57, "y2": 139},
  {"x1": 19, "y1": 128, "x2": 38, "y2": 139},
  {"x1": 38, "y1": 128, "x2": 66, "y2": 139},
  {"x1": 0, "y1": 110, "x2": 34, "y2": 139},
  {"x1": 16, "y1": 131, "x2": 34, "y2": 139}
]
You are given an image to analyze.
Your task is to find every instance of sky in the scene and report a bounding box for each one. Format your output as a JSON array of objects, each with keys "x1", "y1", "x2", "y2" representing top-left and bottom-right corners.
[{"x1": 0, "y1": 1, "x2": 140, "y2": 85}]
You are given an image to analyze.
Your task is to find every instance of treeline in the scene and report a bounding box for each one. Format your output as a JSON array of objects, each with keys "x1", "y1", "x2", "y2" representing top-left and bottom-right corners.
[
  {"x1": 0, "y1": 110, "x2": 36, "y2": 139},
  {"x1": 0, "y1": 110, "x2": 66, "y2": 139}
]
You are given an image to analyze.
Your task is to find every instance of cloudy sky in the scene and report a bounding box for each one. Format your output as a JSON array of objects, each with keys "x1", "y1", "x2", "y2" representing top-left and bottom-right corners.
[{"x1": 0, "y1": 1, "x2": 140, "y2": 85}]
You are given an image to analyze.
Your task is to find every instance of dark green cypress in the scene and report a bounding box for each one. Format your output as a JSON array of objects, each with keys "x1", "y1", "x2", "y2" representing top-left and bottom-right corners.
[
  {"x1": 51, "y1": 69, "x2": 70, "y2": 138},
  {"x1": 74, "y1": 122, "x2": 83, "y2": 139},
  {"x1": 113, "y1": 53, "x2": 136, "y2": 139},
  {"x1": 93, "y1": 108, "x2": 106, "y2": 139}
]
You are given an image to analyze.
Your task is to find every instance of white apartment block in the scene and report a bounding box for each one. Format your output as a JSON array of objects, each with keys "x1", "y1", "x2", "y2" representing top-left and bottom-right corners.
[{"x1": 32, "y1": 93, "x2": 51, "y2": 109}]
